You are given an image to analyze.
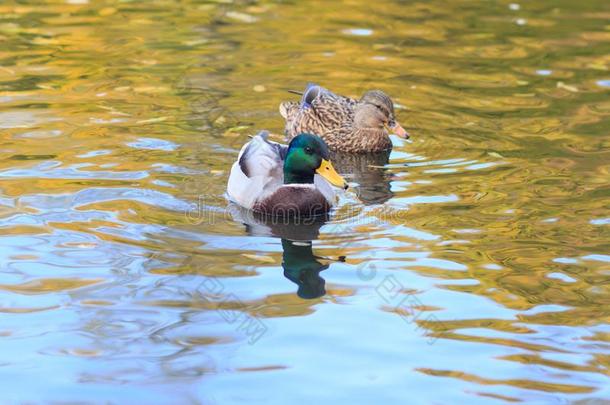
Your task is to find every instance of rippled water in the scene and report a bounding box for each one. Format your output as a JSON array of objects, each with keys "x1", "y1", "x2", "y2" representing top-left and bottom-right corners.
[{"x1": 1, "y1": 1, "x2": 610, "y2": 403}]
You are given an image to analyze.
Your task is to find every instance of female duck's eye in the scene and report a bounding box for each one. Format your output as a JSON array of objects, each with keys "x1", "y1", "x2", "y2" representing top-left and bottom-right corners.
[{"x1": 305, "y1": 147, "x2": 313, "y2": 154}]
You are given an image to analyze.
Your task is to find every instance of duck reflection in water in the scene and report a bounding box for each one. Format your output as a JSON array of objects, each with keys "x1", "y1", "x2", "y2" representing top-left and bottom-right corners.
[
  {"x1": 331, "y1": 150, "x2": 393, "y2": 205},
  {"x1": 228, "y1": 204, "x2": 343, "y2": 299},
  {"x1": 281, "y1": 239, "x2": 329, "y2": 299}
]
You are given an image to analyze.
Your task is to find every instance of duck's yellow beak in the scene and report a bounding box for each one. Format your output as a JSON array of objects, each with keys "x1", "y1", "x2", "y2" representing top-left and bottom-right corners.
[{"x1": 317, "y1": 159, "x2": 348, "y2": 190}]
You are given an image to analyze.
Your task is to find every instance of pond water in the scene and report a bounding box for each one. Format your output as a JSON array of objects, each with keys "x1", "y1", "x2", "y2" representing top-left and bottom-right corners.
[{"x1": 1, "y1": 0, "x2": 610, "y2": 403}]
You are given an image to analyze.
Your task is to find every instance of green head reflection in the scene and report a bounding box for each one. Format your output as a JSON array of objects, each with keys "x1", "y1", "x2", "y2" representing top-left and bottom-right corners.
[{"x1": 281, "y1": 239, "x2": 329, "y2": 299}]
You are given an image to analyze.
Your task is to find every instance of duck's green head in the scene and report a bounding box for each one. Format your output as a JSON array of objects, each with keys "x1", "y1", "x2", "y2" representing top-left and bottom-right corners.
[{"x1": 284, "y1": 133, "x2": 347, "y2": 189}]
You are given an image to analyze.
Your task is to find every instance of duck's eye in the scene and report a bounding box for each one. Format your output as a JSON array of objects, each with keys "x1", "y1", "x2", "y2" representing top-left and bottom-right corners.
[
  {"x1": 305, "y1": 146, "x2": 313, "y2": 155},
  {"x1": 374, "y1": 104, "x2": 385, "y2": 112}
]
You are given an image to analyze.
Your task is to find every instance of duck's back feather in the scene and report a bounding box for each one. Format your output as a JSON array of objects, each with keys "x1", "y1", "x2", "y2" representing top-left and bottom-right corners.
[
  {"x1": 281, "y1": 84, "x2": 356, "y2": 139},
  {"x1": 227, "y1": 131, "x2": 286, "y2": 209},
  {"x1": 279, "y1": 101, "x2": 299, "y2": 124},
  {"x1": 237, "y1": 130, "x2": 287, "y2": 177}
]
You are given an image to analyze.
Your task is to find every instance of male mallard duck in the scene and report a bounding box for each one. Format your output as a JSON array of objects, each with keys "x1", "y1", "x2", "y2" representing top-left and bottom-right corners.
[
  {"x1": 227, "y1": 131, "x2": 347, "y2": 217},
  {"x1": 279, "y1": 84, "x2": 409, "y2": 153}
]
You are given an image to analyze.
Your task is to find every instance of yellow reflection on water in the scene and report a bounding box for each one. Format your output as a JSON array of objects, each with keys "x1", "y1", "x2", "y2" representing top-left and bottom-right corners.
[{"x1": 0, "y1": 0, "x2": 609, "y2": 402}]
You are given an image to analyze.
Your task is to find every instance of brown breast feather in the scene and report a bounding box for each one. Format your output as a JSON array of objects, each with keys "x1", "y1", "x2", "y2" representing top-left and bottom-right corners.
[{"x1": 253, "y1": 186, "x2": 331, "y2": 218}]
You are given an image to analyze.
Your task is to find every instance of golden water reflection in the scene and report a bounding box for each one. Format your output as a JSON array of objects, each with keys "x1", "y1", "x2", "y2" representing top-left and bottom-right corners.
[{"x1": 0, "y1": 0, "x2": 609, "y2": 402}]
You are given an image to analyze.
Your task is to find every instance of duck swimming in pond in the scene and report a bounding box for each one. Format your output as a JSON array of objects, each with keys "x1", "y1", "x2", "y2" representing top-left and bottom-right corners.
[
  {"x1": 279, "y1": 83, "x2": 409, "y2": 153},
  {"x1": 227, "y1": 131, "x2": 348, "y2": 217}
]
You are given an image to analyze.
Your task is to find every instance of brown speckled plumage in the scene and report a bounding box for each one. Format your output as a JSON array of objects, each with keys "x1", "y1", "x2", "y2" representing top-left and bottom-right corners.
[
  {"x1": 322, "y1": 125, "x2": 393, "y2": 153},
  {"x1": 279, "y1": 85, "x2": 405, "y2": 153}
]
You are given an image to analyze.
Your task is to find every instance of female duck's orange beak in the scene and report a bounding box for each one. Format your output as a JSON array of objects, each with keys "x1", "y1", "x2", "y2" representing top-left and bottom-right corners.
[{"x1": 389, "y1": 121, "x2": 410, "y2": 139}]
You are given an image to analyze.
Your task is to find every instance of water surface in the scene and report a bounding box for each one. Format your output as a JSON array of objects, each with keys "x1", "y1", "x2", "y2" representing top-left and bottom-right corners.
[{"x1": 1, "y1": 0, "x2": 610, "y2": 403}]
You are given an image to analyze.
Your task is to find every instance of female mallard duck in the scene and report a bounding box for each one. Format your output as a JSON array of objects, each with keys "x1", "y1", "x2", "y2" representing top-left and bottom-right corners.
[
  {"x1": 279, "y1": 84, "x2": 409, "y2": 153},
  {"x1": 227, "y1": 131, "x2": 347, "y2": 217}
]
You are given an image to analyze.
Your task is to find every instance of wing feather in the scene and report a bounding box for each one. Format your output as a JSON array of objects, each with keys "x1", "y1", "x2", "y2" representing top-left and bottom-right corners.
[
  {"x1": 282, "y1": 83, "x2": 357, "y2": 139},
  {"x1": 227, "y1": 131, "x2": 287, "y2": 209}
]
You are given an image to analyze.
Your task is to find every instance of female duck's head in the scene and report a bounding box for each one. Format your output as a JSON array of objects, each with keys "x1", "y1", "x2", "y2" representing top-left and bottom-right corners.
[
  {"x1": 284, "y1": 133, "x2": 347, "y2": 189},
  {"x1": 357, "y1": 90, "x2": 409, "y2": 139}
]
